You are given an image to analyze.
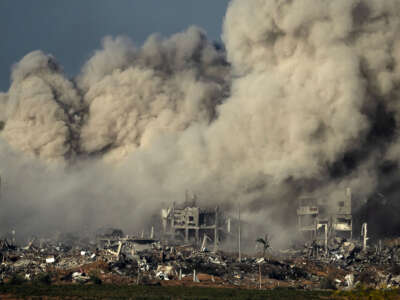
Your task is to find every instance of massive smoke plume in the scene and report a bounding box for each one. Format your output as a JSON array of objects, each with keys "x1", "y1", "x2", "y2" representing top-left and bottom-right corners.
[{"x1": 1, "y1": 0, "x2": 400, "y2": 246}]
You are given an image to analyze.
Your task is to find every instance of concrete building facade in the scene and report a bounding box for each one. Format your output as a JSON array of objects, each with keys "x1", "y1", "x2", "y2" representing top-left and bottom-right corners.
[
  {"x1": 297, "y1": 188, "x2": 353, "y2": 240},
  {"x1": 161, "y1": 201, "x2": 223, "y2": 250}
]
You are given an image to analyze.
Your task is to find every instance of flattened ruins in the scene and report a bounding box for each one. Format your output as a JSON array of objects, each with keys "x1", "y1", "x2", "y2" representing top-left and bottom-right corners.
[{"x1": 1, "y1": 179, "x2": 400, "y2": 292}]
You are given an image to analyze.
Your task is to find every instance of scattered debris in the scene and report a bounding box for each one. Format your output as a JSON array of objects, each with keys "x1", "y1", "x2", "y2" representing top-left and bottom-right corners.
[{"x1": 0, "y1": 190, "x2": 400, "y2": 289}]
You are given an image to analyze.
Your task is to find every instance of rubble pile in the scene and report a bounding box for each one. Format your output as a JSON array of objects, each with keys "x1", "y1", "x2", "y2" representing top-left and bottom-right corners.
[
  {"x1": 1, "y1": 232, "x2": 400, "y2": 290},
  {"x1": 293, "y1": 237, "x2": 400, "y2": 289}
]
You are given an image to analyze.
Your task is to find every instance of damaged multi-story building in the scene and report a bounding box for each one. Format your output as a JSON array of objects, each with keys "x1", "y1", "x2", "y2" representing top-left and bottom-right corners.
[
  {"x1": 297, "y1": 188, "x2": 352, "y2": 241},
  {"x1": 161, "y1": 196, "x2": 229, "y2": 250}
]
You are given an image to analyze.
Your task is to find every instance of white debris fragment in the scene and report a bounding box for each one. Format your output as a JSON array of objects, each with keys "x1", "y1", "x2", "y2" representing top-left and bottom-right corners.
[
  {"x1": 345, "y1": 274, "x2": 354, "y2": 288},
  {"x1": 46, "y1": 257, "x2": 55, "y2": 264}
]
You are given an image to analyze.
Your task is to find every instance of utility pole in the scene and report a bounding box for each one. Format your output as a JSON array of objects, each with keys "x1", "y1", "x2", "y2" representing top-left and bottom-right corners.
[
  {"x1": 238, "y1": 203, "x2": 241, "y2": 262},
  {"x1": 324, "y1": 224, "x2": 328, "y2": 255},
  {"x1": 214, "y1": 206, "x2": 219, "y2": 252}
]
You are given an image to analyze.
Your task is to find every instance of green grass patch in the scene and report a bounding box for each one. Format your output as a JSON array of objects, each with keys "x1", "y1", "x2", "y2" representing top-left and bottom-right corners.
[
  {"x1": 0, "y1": 284, "x2": 331, "y2": 299},
  {"x1": 1, "y1": 284, "x2": 399, "y2": 299},
  {"x1": 333, "y1": 286, "x2": 400, "y2": 299}
]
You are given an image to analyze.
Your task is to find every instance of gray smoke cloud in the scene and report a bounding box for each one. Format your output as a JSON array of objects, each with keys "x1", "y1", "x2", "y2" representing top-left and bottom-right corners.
[
  {"x1": 1, "y1": 0, "x2": 400, "y2": 247},
  {"x1": 78, "y1": 27, "x2": 229, "y2": 161},
  {"x1": 1, "y1": 51, "x2": 83, "y2": 161}
]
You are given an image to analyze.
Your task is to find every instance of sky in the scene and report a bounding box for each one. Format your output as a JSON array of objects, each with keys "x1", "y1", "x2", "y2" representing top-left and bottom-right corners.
[{"x1": 0, "y1": 0, "x2": 230, "y2": 92}]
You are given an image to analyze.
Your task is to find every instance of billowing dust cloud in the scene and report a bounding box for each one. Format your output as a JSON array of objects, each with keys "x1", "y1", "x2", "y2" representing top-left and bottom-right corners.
[{"x1": 1, "y1": 0, "x2": 400, "y2": 247}]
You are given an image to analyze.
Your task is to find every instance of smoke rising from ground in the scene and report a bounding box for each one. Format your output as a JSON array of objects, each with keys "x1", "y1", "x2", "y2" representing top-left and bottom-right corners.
[{"x1": 1, "y1": 0, "x2": 400, "y2": 247}]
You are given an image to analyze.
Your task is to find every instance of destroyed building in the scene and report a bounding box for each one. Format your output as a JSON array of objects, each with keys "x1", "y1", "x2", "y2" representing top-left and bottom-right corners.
[
  {"x1": 297, "y1": 188, "x2": 352, "y2": 241},
  {"x1": 161, "y1": 197, "x2": 229, "y2": 249}
]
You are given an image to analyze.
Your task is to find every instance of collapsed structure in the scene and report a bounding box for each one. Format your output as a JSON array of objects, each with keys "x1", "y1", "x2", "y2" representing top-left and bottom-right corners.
[
  {"x1": 161, "y1": 196, "x2": 229, "y2": 250},
  {"x1": 1, "y1": 183, "x2": 400, "y2": 291},
  {"x1": 297, "y1": 188, "x2": 352, "y2": 241}
]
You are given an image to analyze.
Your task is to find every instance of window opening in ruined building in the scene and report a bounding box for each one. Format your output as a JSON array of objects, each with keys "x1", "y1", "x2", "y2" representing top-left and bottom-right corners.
[{"x1": 337, "y1": 218, "x2": 351, "y2": 225}]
